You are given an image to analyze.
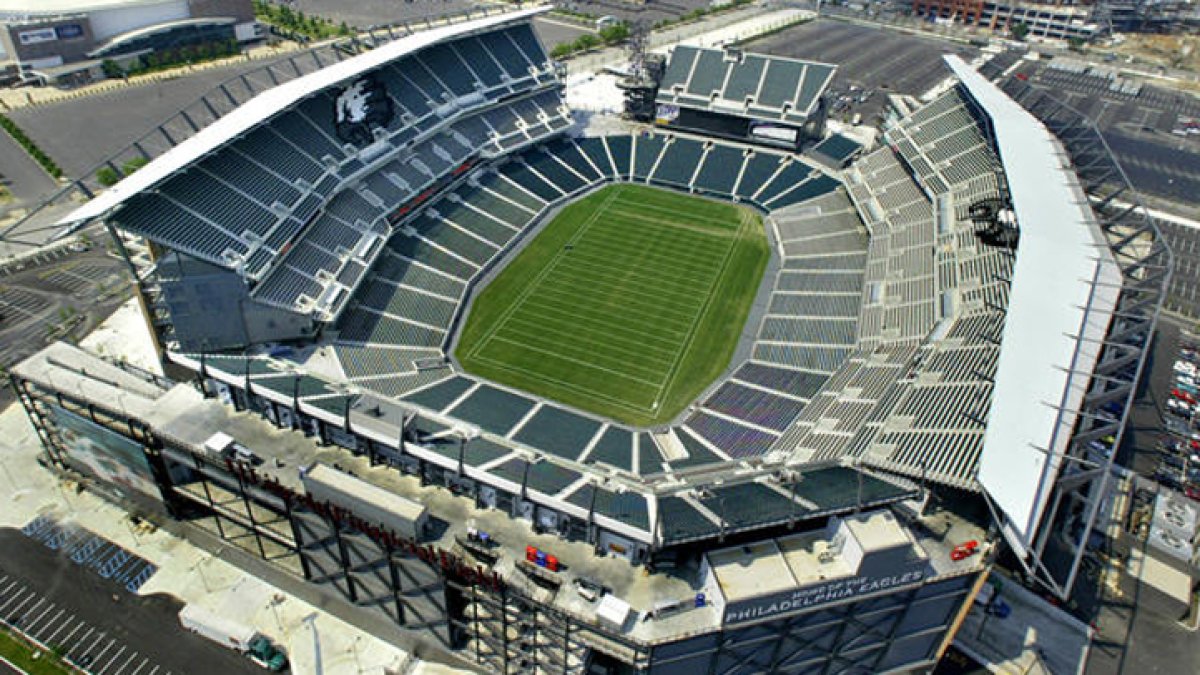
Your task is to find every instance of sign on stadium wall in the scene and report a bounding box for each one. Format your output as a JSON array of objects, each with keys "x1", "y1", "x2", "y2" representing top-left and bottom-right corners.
[
  {"x1": 722, "y1": 564, "x2": 927, "y2": 625},
  {"x1": 655, "y1": 104, "x2": 680, "y2": 126},
  {"x1": 18, "y1": 28, "x2": 58, "y2": 45},
  {"x1": 334, "y1": 76, "x2": 395, "y2": 146},
  {"x1": 748, "y1": 121, "x2": 799, "y2": 147},
  {"x1": 56, "y1": 24, "x2": 85, "y2": 40}
]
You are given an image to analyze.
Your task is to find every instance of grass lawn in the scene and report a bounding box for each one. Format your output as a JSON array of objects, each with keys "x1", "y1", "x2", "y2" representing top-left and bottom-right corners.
[
  {"x1": 457, "y1": 183, "x2": 768, "y2": 426},
  {"x1": 0, "y1": 625, "x2": 71, "y2": 675}
]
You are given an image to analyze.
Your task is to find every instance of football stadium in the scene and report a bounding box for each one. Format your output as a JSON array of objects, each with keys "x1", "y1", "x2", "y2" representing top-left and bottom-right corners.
[{"x1": 6, "y1": 4, "x2": 1169, "y2": 673}]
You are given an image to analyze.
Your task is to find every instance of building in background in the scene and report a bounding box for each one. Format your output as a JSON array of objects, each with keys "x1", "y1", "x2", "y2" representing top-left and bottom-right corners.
[{"x1": 0, "y1": 0, "x2": 258, "y2": 81}]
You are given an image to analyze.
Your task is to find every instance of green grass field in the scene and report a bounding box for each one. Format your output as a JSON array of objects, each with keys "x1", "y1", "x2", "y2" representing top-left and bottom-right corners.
[{"x1": 456, "y1": 184, "x2": 768, "y2": 426}]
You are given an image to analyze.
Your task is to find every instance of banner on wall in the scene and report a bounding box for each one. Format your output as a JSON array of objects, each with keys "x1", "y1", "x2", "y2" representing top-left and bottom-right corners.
[{"x1": 49, "y1": 405, "x2": 159, "y2": 499}]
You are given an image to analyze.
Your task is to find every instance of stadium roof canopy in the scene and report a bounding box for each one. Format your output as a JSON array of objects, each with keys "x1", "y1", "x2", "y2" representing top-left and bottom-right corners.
[
  {"x1": 656, "y1": 45, "x2": 836, "y2": 126},
  {"x1": 945, "y1": 55, "x2": 1122, "y2": 559},
  {"x1": 57, "y1": 5, "x2": 548, "y2": 228}
]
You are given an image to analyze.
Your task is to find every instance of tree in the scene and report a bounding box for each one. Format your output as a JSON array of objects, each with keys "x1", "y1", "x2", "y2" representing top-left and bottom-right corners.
[
  {"x1": 122, "y1": 157, "x2": 149, "y2": 174},
  {"x1": 1011, "y1": 22, "x2": 1029, "y2": 41},
  {"x1": 574, "y1": 34, "x2": 600, "y2": 51},
  {"x1": 96, "y1": 166, "x2": 120, "y2": 186},
  {"x1": 550, "y1": 42, "x2": 573, "y2": 59},
  {"x1": 599, "y1": 23, "x2": 630, "y2": 45},
  {"x1": 101, "y1": 59, "x2": 123, "y2": 79}
]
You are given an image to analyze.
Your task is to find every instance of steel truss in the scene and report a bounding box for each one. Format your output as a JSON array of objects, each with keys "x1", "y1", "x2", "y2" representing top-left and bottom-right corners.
[
  {"x1": 997, "y1": 77, "x2": 1171, "y2": 600},
  {"x1": 451, "y1": 578, "x2": 650, "y2": 674}
]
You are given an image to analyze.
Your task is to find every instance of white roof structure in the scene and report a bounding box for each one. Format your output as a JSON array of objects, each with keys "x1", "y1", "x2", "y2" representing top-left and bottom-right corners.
[
  {"x1": 58, "y1": 5, "x2": 548, "y2": 226},
  {"x1": 945, "y1": 56, "x2": 1122, "y2": 558},
  {"x1": 0, "y1": 0, "x2": 169, "y2": 15}
]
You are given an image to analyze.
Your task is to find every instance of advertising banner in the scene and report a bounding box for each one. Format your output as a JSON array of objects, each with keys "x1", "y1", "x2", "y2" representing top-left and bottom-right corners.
[
  {"x1": 18, "y1": 28, "x2": 58, "y2": 45},
  {"x1": 655, "y1": 104, "x2": 680, "y2": 126},
  {"x1": 55, "y1": 24, "x2": 84, "y2": 40},
  {"x1": 49, "y1": 405, "x2": 159, "y2": 499}
]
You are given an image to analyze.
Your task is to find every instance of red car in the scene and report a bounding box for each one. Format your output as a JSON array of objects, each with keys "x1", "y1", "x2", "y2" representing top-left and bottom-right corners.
[
  {"x1": 1174, "y1": 389, "x2": 1197, "y2": 404},
  {"x1": 1185, "y1": 486, "x2": 1200, "y2": 502}
]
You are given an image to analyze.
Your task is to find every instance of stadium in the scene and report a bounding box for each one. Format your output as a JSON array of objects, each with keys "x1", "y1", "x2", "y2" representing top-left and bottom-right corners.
[{"x1": 6, "y1": 4, "x2": 1170, "y2": 673}]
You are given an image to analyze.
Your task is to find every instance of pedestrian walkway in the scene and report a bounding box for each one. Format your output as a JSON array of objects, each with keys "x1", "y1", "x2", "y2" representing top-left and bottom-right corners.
[{"x1": 956, "y1": 572, "x2": 1093, "y2": 675}]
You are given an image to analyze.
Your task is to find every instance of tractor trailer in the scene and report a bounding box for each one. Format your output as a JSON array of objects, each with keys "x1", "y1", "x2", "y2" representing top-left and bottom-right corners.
[{"x1": 178, "y1": 604, "x2": 287, "y2": 671}]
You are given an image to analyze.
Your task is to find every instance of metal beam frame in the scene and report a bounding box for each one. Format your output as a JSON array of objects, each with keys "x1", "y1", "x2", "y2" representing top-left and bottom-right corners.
[{"x1": 1000, "y1": 77, "x2": 1170, "y2": 601}]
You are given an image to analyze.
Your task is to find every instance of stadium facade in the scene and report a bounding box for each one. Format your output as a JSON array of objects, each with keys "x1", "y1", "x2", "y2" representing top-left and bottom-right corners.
[{"x1": 7, "y1": 4, "x2": 1169, "y2": 673}]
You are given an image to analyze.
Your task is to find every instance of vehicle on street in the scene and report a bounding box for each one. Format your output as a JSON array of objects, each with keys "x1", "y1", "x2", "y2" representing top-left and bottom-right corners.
[{"x1": 179, "y1": 604, "x2": 287, "y2": 671}]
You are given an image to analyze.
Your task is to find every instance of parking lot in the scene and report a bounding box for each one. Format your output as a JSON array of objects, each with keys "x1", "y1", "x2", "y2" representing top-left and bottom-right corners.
[
  {"x1": 1007, "y1": 60, "x2": 1200, "y2": 208},
  {"x1": 744, "y1": 19, "x2": 980, "y2": 124},
  {"x1": 0, "y1": 243, "x2": 131, "y2": 408},
  {"x1": 1138, "y1": 327, "x2": 1200, "y2": 498},
  {"x1": 0, "y1": 529, "x2": 257, "y2": 675}
]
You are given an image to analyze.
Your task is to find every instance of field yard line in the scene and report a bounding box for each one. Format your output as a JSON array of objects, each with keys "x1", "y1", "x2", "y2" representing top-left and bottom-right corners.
[
  {"x1": 609, "y1": 194, "x2": 736, "y2": 221},
  {"x1": 498, "y1": 321, "x2": 676, "y2": 372},
  {"x1": 485, "y1": 336, "x2": 664, "y2": 388},
  {"x1": 567, "y1": 230, "x2": 729, "y2": 266},
  {"x1": 564, "y1": 241, "x2": 729, "y2": 281},
  {"x1": 502, "y1": 310, "x2": 684, "y2": 355},
  {"x1": 529, "y1": 273, "x2": 705, "y2": 321},
  {"x1": 575, "y1": 225, "x2": 732, "y2": 259},
  {"x1": 604, "y1": 205, "x2": 742, "y2": 237},
  {"x1": 515, "y1": 295, "x2": 692, "y2": 341},
  {"x1": 583, "y1": 207, "x2": 735, "y2": 238},
  {"x1": 468, "y1": 188, "x2": 622, "y2": 362},
  {"x1": 551, "y1": 252, "x2": 719, "y2": 293},
  {"x1": 552, "y1": 253, "x2": 720, "y2": 293},
  {"x1": 651, "y1": 209, "x2": 754, "y2": 406},
  {"x1": 567, "y1": 229, "x2": 730, "y2": 264},
  {"x1": 473, "y1": 355, "x2": 659, "y2": 414}
]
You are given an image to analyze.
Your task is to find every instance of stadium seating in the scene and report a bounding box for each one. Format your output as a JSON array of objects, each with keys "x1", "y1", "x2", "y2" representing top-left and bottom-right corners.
[{"x1": 651, "y1": 136, "x2": 705, "y2": 187}]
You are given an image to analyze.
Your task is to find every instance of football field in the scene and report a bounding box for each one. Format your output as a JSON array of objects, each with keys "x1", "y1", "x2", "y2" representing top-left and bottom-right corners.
[{"x1": 456, "y1": 184, "x2": 768, "y2": 426}]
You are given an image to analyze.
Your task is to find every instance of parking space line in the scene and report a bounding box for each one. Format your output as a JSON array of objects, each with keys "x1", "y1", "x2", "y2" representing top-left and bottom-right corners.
[
  {"x1": 0, "y1": 586, "x2": 27, "y2": 613},
  {"x1": 21, "y1": 598, "x2": 47, "y2": 621},
  {"x1": 111, "y1": 650, "x2": 141, "y2": 675},
  {"x1": 58, "y1": 619, "x2": 87, "y2": 645},
  {"x1": 96, "y1": 644, "x2": 127, "y2": 675},
  {"x1": 23, "y1": 601, "x2": 57, "y2": 633},
  {"x1": 67, "y1": 627, "x2": 96, "y2": 658},
  {"x1": 128, "y1": 659, "x2": 150, "y2": 675},
  {"x1": 43, "y1": 612, "x2": 77, "y2": 644},
  {"x1": 79, "y1": 632, "x2": 109, "y2": 659},
  {"x1": 5, "y1": 592, "x2": 38, "y2": 619},
  {"x1": 80, "y1": 636, "x2": 116, "y2": 671}
]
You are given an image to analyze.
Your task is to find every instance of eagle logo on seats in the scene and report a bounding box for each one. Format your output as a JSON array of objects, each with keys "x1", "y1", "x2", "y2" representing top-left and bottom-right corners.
[{"x1": 334, "y1": 77, "x2": 394, "y2": 146}]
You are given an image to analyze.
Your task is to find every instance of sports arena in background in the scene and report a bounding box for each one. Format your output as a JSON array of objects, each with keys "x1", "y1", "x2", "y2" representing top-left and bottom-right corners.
[{"x1": 7, "y1": 4, "x2": 1169, "y2": 673}]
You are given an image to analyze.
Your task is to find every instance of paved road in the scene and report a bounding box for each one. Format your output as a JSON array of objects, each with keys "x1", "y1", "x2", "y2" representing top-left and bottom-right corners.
[
  {"x1": 0, "y1": 528, "x2": 258, "y2": 675},
  {"x1": 0, "y1": 128, "x2": 58, "y2": 213},
  {"x1": 8, "y1": 55, "x2": 300, "y2": 181}
]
